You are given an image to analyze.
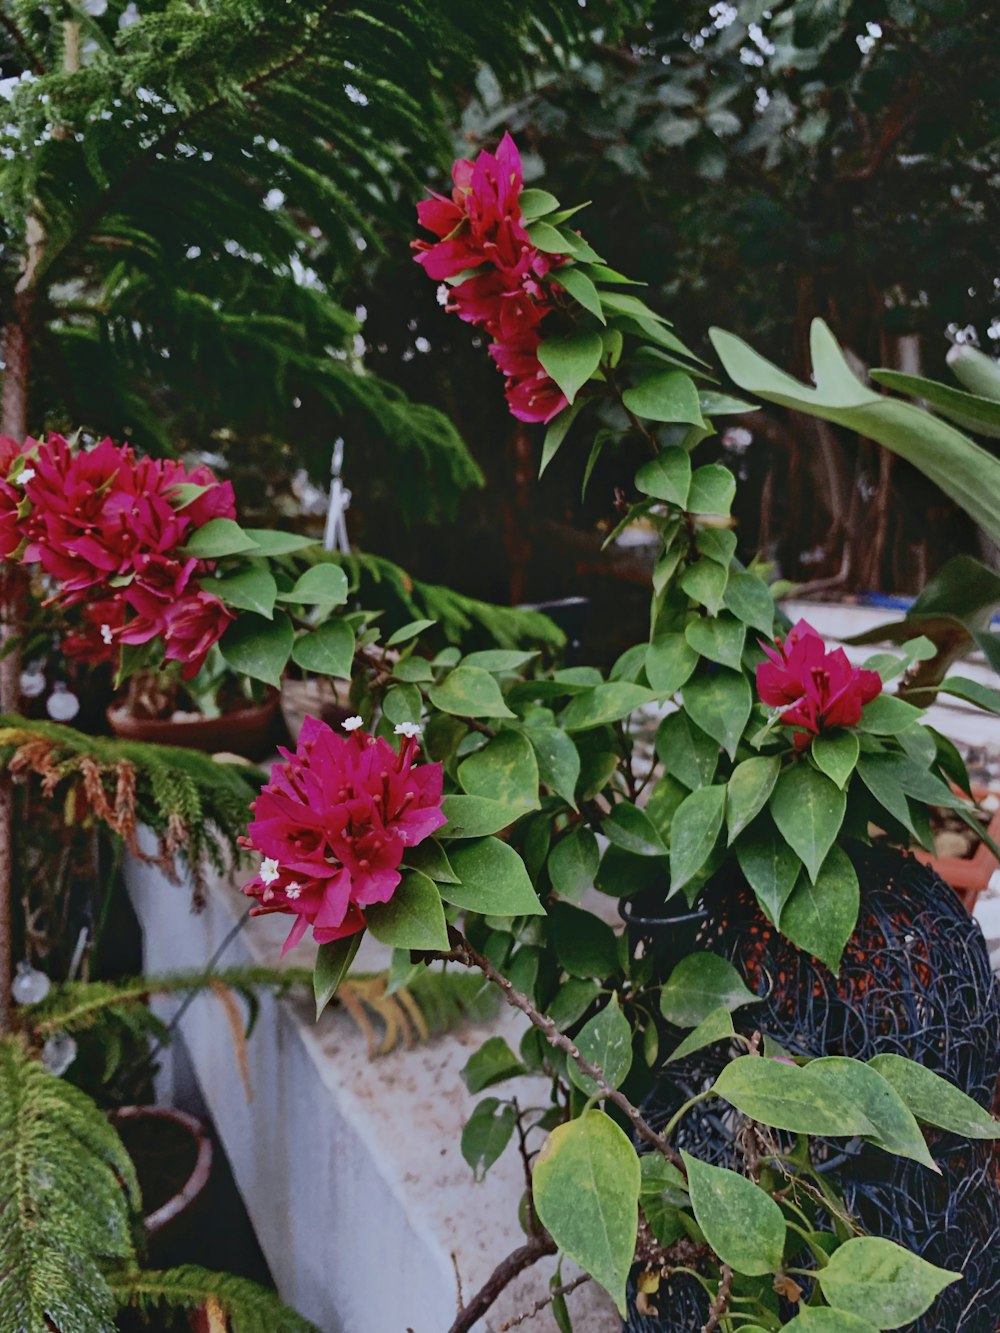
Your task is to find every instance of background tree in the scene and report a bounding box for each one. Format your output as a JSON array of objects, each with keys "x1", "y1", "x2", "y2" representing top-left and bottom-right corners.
[{"x1": 360, "y1": 0, "x2": 1000, "y2": 612}]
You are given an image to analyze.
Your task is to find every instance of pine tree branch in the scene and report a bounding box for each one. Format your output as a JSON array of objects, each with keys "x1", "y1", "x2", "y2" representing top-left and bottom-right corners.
[
  {"x1": 0, "y1": 11, "x2": 46, "y2": 75},
  {"x1": 39, "y1": 0, "x2": 352, "y2": 286}
]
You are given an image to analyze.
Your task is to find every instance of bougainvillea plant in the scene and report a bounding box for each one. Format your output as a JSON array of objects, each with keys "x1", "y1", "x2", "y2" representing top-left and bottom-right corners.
[{"x1": 7, "y1": 134, "x2": 1000, "y2": 1332}]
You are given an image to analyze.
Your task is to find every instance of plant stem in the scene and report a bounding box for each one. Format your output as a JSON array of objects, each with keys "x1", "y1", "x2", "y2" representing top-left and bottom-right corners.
[
  {"x1": 445, "y1": 1233, "x2": 557, "y2": 1333},
  {"x1": 440, "y1": 932, "x2": 683, "y2": 1169},
  {"x1": 700, "y1": 1263, "x2": 734, "y2": 1333},
  {"x1": 496, "y1": 1273, "x2": 590, "y2": 1331}
]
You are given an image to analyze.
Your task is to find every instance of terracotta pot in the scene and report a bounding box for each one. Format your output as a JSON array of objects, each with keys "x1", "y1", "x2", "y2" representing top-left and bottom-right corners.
[
  {"x1": 110, "y1": 1105, "x2": 213, "y2": 1238},
  {"x1": 107, "y1": 687, "x2": 281, "y2": 762},
  {"x1": 913, "y1": 784, "x2": 1000, "y2": 911}
]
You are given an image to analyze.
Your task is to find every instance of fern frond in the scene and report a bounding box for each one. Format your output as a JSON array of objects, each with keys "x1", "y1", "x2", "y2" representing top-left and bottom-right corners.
[
  {"x1": 0, "y1": 1037, "x2": 139, "y2": 1333},
  {"x1": 109, "y1": 1264, "x2": 320, "y2": 1333},
  {"x1": 336, "y1": 969, "x2": 499, "y2": 1058},
  {"x1": 0, "y1": 716, "x2": 257, "y2": 882}
]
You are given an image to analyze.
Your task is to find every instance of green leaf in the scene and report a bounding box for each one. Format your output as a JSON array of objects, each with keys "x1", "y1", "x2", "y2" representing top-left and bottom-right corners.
[
  {"x1": 812, "y1": 731, "x2": 860, "y2": 788},
  {"x1": 429, "y1": 666, "x2": 516, "y2": 719},
  {"x1": 549, "y1": 902, "x2": 618, "y2": 978},
  {"x1": 687, "y1": 465, "x2": 736, "y2": 515},
  {"x1": 439, "y1": 838, "x2": 544, "y2": 916},
  {"x1": 646, "y1": 632, "x2": 699, "y2": 694},
  {"x1": 769, "y1": 765, "x2": 846, "y2": 882},
  {"x1": 682, "y1": 670, "x2": 752, "y2": 759},
  {"x1": 783, "y1": 1311, "x2": 880, "y2": 1333},
  {"x1": 679, "y1": 558, "x2": 730, "y2": 615},
  {"x1": 462, "y1": 649, "x2": 538, "y2": 673},
  {"x1": 519, "y1": 188, "x2": 560, "y2": 219},
  {"x1": 569, "y1": 995, "x2": 633, "y2": 1096},
  {"x1": 314, "y1": 934, "x2": 362, "y2": 1019},
  {"x1": 548, "y1": 827, "x2": 600, "y2": 902},
  {"x1": 603, "y1": 801, "x2": 668, "y2": 857},
  {"x1": 438, "y1": 795, "x2": 520, "y2": 839},
  {"x1": 365, "y1": 870, "x2": 448, "y2": 951},
  {"x1": 856, "y1": 694, "x2": 923, "y2": 735},
  {"x1": 208, "y1": 567, "x2": 278, "y2": 618},
  {"x1": 290, "y1": 621, "x2": 355, "y2": 678},
  {"x1": 867, "y1": 1054, "x2": 1000, "y2": 1140},
  {"x1": 711, "y1": 319, "x2": 1000, "y2": 547},
  {"x1": 462, "y1": 1036, "x2": 525, "y2": 1093},
  {"x1": 780, "y1": 845, "x2": 859, "y2": 973},
  {"x1": 805, "y1": 1057, "x2": 936, "y2": 1170},
  {"x1": 656, "y1": 710, "x2": 719, "y2": 789},
  {"x1": 727, "y1": 756, "x2": 780, "y2": 843},
  {"x1": 219, "y1": 612, "x2": 294, "y2": 687},
  {"x1": 938, "y1": 674, "x2": 1000, "y2": 714},
  {"x1": 713, "y1": 1056, "x2": 878, "y2": 1137},
  {"x1": 735, "y1": 818, "x2": 802, "y2": 926},
  {"x1": 180, "y1": 517, "x2": 258, "y2": 558},
  {"x1": 537, "y1": 330, "x2": 605, "y2": 404},
  {"x1": 382, "y1": 683, "x2": 422, "y2": 726},
  {"x1": 277, "y1": 563, "x2": 349, "y2": 607},
  {"x1": 700, "y1": 390, "x2": 760, "y2": 417},
  {"x1": 404, "y1": 839, "x2": 459, "y2": 884},
  {"x1": 639, "y1": 1154, "x2": 689, "y2": 1246},
  {"x1": 243, "y1": 528, "x2": 318, "y2": 556},
  {"x1": 666, "y1": 1007, "x2": 737, "y2": 1063},
  {"x1": 682, "y1": 1152, "x2": 786, "y2": 1277},
  {"x1": 526, "y1": 219, "x2": 574, "y2": 254},
  {"x1": 533, "y1": 1112, "x2": 640, "y2": 1315},
  {"x1": 634, "y1": 448, "x2": 692, "y2": 507},
  {"x1": 561, "y1": 682, "x2": 656, "y2": 732},
  {"x1": 816, "y1": 1237, "x2": 960, "y2": 1329},
  {"x1": 387, "y1": 618, "x2": 436, "y2": 647},
  {"x1": 555, "y1": 266, "x2": 606, "y2": 324},
  {"x1": 461, "y1": 1098, "x2": 517, "y2": 1182},
  {"x1": 871, "y1": 367, "x2": 1000, "y2": 439},
  {"x1": 723, "y1": 571, "x2": 775, "y2": 635},
  {"x1": 540, "y1": 400, "x2": 586, "y2": 477},
  {"x1": 458, "y1": 731, "x2": 540, "y2": 811},
  {"x1": 669, "y1": 784, "x2": 727, "y2": 896},
  {"x1": 623, "y1": 372, "x2": 704, "y2": 426},
  {"x1": 685, "y1": 615, "x2": 746, "y2": 671},
  {"x1": 660, "y1": 953, "x2": 757, "y2": 1028},
  {"x1": 525, "y1": 726, "x2": 581, "y2": 809}
]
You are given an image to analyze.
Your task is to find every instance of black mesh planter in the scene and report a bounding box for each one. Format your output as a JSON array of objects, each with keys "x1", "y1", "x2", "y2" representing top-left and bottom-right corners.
[
  {"x1": 625, "y1": 1269, "x2": 709, "y2": 1332},
  {"x1": 692, "y1": 843, "x2": 1000, "y2": 1106}
]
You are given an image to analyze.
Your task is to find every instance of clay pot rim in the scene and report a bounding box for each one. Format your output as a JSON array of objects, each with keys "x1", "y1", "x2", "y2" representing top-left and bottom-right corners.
[
  {"x1": 107, "y1": 684, "x2": 280, "y2": 732},
  {"x1": 914, "y1": 783, "x2": 1000, "y2": 903},
  {"x1": 110, "y1": 1104, "x2": 213, "y2": 1234}
]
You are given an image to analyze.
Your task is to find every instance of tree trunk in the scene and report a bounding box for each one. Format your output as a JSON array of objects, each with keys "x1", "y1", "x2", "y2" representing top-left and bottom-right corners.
[{"x1": 0, "y1": 292, "x2": 33, "y2": 1034}]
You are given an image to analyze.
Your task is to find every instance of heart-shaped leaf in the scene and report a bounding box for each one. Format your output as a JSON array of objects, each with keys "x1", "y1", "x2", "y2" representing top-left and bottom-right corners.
[
  {"x1": 816, "y1": 1237, "x2": 959, "y2": 1328},
  {"x1": 660, "y1": 953, "x2": 757, "y2": 1028},
  {"x1": 682, "y1": 1152, "x2": 786, "y2": 1277},
  {"x1": 537, "y1": 330, "x2": 605, "y2": 404},
  {"x1": 769, "y1": 764, "x2": 846, "y2": 882},
  {"x1": 365, "y1": 869, "x2": 448, "y2": 951}
]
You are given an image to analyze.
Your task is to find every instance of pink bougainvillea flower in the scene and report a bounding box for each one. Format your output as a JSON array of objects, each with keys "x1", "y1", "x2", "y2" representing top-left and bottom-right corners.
[
  {"x1": 413, "y1": 133, "x2": 571, "y2": 427},
  {"x1": 61, "y1": 596, "x2": 128, "y2": 666},
  {"x1": 241, "y1": 717, "x2": 447, "y2": 953},
  {"x1": 757, "y1": 619, "x2": 882, "y2": 748},
  {"x1": 0, "y1": 433, "x2": 28, "y2": 558},
  {"x1": 21, "y1": 435, "x2": 235, "y2": 602}
]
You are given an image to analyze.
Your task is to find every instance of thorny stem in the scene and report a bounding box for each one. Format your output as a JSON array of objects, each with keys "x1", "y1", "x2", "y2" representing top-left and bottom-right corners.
[
  {"x1": 496, "y1": 1273, "x2": 591, "y2": 1331},
  {"x1": 445, "y1": 1233, "x2": 557, "y2": 1333},
  {"x1": 438, "y1": 931, "x2": 684, "y2": 1170},
  {"x1": 700, "y1": 1263, "x2": 734, "y2": 1333}
]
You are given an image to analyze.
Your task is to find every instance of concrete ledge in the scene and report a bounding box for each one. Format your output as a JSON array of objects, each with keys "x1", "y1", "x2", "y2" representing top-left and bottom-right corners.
[{"x1": 125, "y1": 834, "x2": 616, "y2": 1333}]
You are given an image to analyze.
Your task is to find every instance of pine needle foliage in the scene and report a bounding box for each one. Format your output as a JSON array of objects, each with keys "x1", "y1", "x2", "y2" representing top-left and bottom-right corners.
[
  {"x1": 110, "y1": 1264, "x2": 321, "y2": 1333},
  {"x1": 0, "y1": 1036, "x2": 140, "y2": 1333},
  {"x1": 336, "y1": 969, "x2": 499, "y2": 1058},
  {"x1": 0, "y1": 0, "x2": 637, "y2": 515},
  {"x1": 0, "y1": 715, "x2": 258, "y2": 885},
  {"x1": 338, "y1": 552, "x2": 566, "y2": 651}
]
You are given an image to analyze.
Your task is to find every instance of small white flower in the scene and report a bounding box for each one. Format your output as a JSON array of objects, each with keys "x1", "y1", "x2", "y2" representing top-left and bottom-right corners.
[
  {"x1": 342, "y1": 715, "x2": 364, "y2": 732},
  {"x1": 16, "y1": 467, "x2": 35, "y2": 485},
  {"x1": 100, "y1": 623, "x2": 114, "y2": 645},
  {"x1": 436, "y1": 283, "x2": 449, "y2": 307},
  {"x1": 285, "y1": 882, "x2": 302, "y2": 900},
  {"x1": 260, "y1": 856, "x2": 280, "y2": 886},
  {"x1": 394, "y1": 721, "x2": 422, "y2": 739}
]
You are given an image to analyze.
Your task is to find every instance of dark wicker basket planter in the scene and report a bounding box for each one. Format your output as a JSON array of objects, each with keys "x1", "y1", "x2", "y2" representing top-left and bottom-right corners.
[
  {"x1": 683, "y1": 843, "x2": 998, "y2": 1105},
  {"x1": 622, "y1": 844, "x2": 1000, "y2": 1331}
]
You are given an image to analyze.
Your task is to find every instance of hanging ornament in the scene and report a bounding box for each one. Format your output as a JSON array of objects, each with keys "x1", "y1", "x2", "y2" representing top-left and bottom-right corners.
[
  {"x1": 18, "y1": 666, "x2": 47, "y2": 699},
  {"x1": 41, "y1": 1032, "x2": 78, "y2": 1078},
  {"x1": 11, "y1": 960, "x2": 51, "y2": 1006},
  {"x1": 46, "y1": 682, "x2": 80, "y2": 722}
]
